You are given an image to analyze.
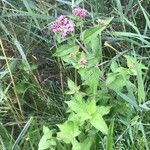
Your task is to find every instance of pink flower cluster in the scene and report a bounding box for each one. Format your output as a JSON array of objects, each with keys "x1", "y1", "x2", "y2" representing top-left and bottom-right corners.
[
  {"x1": 49, "y1": 15, "x2": 74, "y2": 37},
  {"x1": 72, "y1": 8, "x2": 88, "y2": 19}
]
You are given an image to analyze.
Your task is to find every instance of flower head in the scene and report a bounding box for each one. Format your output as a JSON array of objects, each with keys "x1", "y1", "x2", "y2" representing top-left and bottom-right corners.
[
  {"x1": 49, "y1": 15, "x2": 75, "y2": 37},
  {"x1": 72, "y1": 8, "x2": 88, "y2": 19},
  {"x1": 79, "y1": 58, "x2": 87, "y2": 68}
]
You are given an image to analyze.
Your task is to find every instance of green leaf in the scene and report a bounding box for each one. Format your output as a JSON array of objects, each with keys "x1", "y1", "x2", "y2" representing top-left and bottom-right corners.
[
  {"x1": 125, "y1": 55, "x2": 147, "y2": 103},
  {"x1": 106, "y1": 119, "x2": 114, "y2": 150},
  {"x1": 125, "y1": 55, "x2": 147, "y2": 75},
  {"x1": 79, "y1": 67, "x2": 100, "y2": 94},
  {"x1": 81, "y1": 17, "x2": 113, "y2": 44},
  {"x1": 66, "y1": 100, "x2": 91, "y2": 122},
  {"x1": 110, "y1": 61, "x2": 118, "y2": 73},
  {"x1": 90, "y1": 112, "x2": 108, "y2": 135},
  {"x1": 91, "y1": 36, "x2": 101, "y2": 58},
  {"x1": 66, "y1": 78, "x2": 80, "y2": 94},
  {"x1": 131, "y1": 116, "x2": 139, "y2": 126},
  {"x1": 98, "y1": 106, "x2": 111, "y2": 116},
  {"x1": 86, "y1": 100, "x2": 96, "y2": 115},
  {"x1": 66, "y1": 99, "x2": 85, "y2": 113},
  {"x1": 106, "y1": 73, "x2": 127, "y2": 91},
  {"x1": 80, "y1": 137, "x2": 94, "y2": 150},
  {"x1": 38, "y1": 126, "x2": 56, "y2": 150},
  {"x1": 53, "y1": 44, "x2": 79, "y2": 57},
  {"x1": 57, "y1": 121, "x2": 81, "y2": 144},
  {"x1": 72, "y1": 138, "x2": 81, "y2": 150}
]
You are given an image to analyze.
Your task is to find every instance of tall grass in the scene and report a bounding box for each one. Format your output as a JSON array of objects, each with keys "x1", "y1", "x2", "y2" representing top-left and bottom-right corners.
[{"x1": 0, "y1": 0, "x2": 150, "y2": 149}]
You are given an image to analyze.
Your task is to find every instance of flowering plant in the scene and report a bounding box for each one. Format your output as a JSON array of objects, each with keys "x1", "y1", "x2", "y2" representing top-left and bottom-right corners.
[
  {"x1": 49, "y1": 15, "x2": 75, "y2": 38},
  {"x1": 38, "y1": 6, "x2": 147, "y2": 150},
  {"x1": 39, "y1": 7, "x2": 113, "y2": 150}
]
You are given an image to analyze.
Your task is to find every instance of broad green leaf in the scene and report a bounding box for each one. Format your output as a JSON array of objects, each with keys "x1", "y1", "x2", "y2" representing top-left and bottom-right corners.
[
  {"x1": 81, "y1": 17, "x2": 113, "y2": 44},
  {"x1": 86, "y1": 100, "x2": 96, "y2": 115},
  {"x1": 106, "y1": 73, "x2": 127, "y2": 91},
  {"x1": 72, "y1": 138, "x2": 81, "y2": 150},
  {"x1": 66, "y1": 78, "x2": 80, "y2": 94},
  {"x1": 57, "y1": 121, "x2": 81, "y2": 144},
  {"x1": 79, "y1": 67, "x2": 100, "y2": 94},
  {"x1": 66, "y1": 99, "x2": 85, "y2": 113},
  {"x1": 38, "y1": 126, "x2": 56, "y2": 150},
  {"x1": 110, "y1": 61, "x2": 118, "y2": 73},
  {"x1": 91, "y1": 35, "x2": 101, "y2": 58},
  {"x1": 53, "y1": 44, "x2": 79, "y2": 57},
  {"x1": 106, "y1": 73, "x2": 117, "y2": 85},
  {"x1": 90, "y1": 112, "x2": 108, "y2": 134},
  {"x1": 80, "y1": 137, "x2": 94, "y2": 150},
  {"x1": 98, "y1": 106, "x2": 111, "y2": 116},
  {"x1": 66, "y1": 100, "x2": 91, "y2": 122}
]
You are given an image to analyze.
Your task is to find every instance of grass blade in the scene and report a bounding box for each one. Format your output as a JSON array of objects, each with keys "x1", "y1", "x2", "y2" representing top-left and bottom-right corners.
[{"x1": 12, "y1": 117, "x2": 33, "y2": 150}]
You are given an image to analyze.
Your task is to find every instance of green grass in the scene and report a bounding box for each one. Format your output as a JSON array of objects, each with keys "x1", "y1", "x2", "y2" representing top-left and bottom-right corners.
[{"x1": 0, "y1": 0, "x2": 150, "y2": 149}]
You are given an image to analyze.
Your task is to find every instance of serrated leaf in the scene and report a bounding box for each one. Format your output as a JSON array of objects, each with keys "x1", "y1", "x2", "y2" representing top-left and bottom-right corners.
[
  {"x1": 38, "y1": 126, "x2": 56, "y2": 150},
  {"x1": 79, "y1": 67, "x2": 100, "y2": 94},
  {"x1": 67, "y1": 78, "x2": 80, "y2": 94},
  {"x1": 66, "y1": 100, "x2": 91, "y2": 122},
  {"x1": 57, "y1": 121, "x2": 81, "y2": 144},
  {"x1": 90, "y1": 112, "x2": 108, "y2": 134},
  {"x1": 86, "y1": 100, "x2": 96, "y2": 115}
]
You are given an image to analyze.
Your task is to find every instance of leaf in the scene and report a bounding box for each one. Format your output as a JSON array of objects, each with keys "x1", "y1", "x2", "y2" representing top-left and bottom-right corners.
[
  {"x1": 66, "y1": 100, "x2": 91, "y2": 122},
  {"x1": 106, "y1": 73, "x2": 127, "y2": 91},
  {"x1": 66, "y1": 78, "x2": 80, "y2": 94},
  {"x1": 110, "y1": 61, "x2": 118, "y2": 73},
  {"x1": 79, "y1": 67, "x2": 100, "y2": 94},
  {"x1": 86, "y1": 100, "x2": 96, "y2": 115},
  {"x1": 125, "y1": 55, "x2": 147, "y2": 75},
  {"x1": 125, "y1": 55, "x2": 147, "y2": 103},
  {"x1": 38, "y1": 126, "x2": 56, "y2": 150},
  {"x1": 117, "y1": 92, "x2": 139, "y2": 110},
  {"x1": 80, "y1": 137, "x2": 94, "y2": 150},
  {"x1": 72, "y1": 138, "x2": 81, "y2": 150},
  {"x1": 66, "y1": 99, "x2": 85, "y2": 113},
  {"x1": 106, "y1": 119, "x2": 114, "y2": 150},
  {"x1": 57, "y1": 121, "x2": 81, "y2": 144},
  {"x1": 98, "y1": 106, "x2": 111, "y2": 116},
  {"x1": 131, "y1": 116, "x2": 139, "y2": 126},
  {"x1": 91, "y1": 35, "x2": 101, "y2": 58},
  {"x1": 53, "y1": 44, "x2": 79, "y2": 57},
  {"x1": 81, "y1": 17, "x2": 113, "y2": 44},
  {"x1": 90, "y1": 112, "x2": 108, "y2": 135}
]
